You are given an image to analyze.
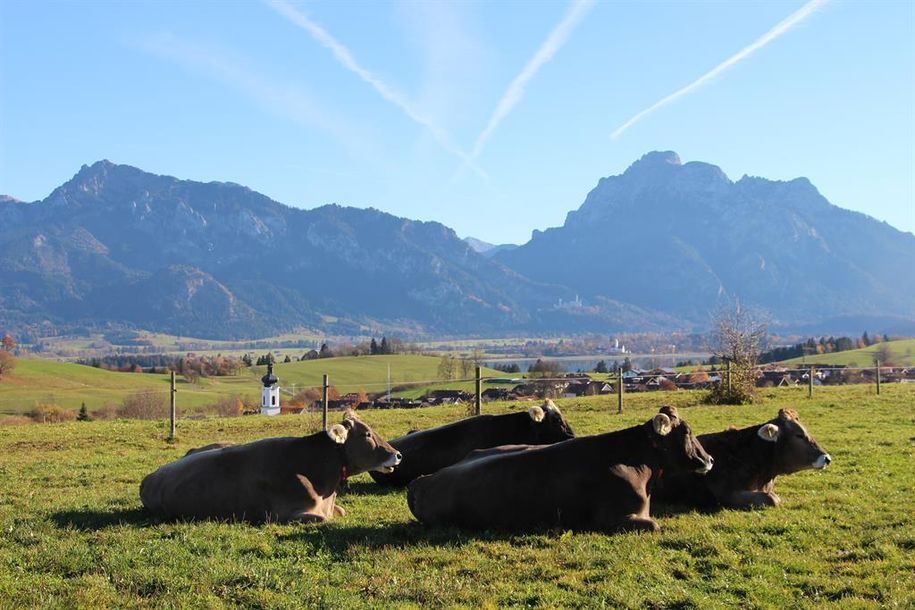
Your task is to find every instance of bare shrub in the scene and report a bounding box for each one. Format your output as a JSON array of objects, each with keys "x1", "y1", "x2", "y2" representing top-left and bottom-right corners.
[
  {"x1": 118, "y1": 390, "x2": 167, "y2": 420},
  {"x1": 91, "y1": 402, "x2": 119, "y2": 420},
  {"x1": 208, "y1": 395, "x2": 244, "y2": 417},
  {"x1": 29, "y1": 403, "x2": 76, "y2": 423},
  {"x1": 705, "y1": 304, "x2": 768, "y2": 405},
  {"x1": 0, "y1": 415, "x2": 33, "y2": 426}
]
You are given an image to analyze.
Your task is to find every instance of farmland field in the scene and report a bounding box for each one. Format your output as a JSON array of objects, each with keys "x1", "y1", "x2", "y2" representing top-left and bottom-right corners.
[
  {"x1": 0, "y1": 384, "x2": 912, "y2": 608},
  {"x1": 778, "y1": 338, "x2": 915, "y2": 367},
  {"x1": 0, "y1": 355, "x2": 506, "y2": 414}
]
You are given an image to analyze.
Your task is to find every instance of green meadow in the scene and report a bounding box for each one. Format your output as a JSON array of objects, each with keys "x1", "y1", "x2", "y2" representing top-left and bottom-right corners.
[
  {"x1": 778, "y1": 338, "x2": 915, "y2": 367},
  {"x1": 0, "y1": 384, "x2": 912, "y2": 608},
  {"x1": 0, "y1": 355, "x2": 506, "y2": 415}
]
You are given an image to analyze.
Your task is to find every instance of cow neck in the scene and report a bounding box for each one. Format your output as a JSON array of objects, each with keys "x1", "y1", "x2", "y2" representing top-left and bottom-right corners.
[
  {"x1": 336, "y1": 440, "x2": 350, "y2": 484},
  {"x1": 720, "y1": 425, "x2": 779, "y2": 488},
  {"x1": 642, "y1": 422, "x2": 667, "y2": 482}
]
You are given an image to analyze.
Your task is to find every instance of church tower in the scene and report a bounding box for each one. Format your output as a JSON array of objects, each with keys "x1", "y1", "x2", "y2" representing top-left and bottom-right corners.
[{"x1": 260, "y1": 362, "x2": 281, "y2": 416}]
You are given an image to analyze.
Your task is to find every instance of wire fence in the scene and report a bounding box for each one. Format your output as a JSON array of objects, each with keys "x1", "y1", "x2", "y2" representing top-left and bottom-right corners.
[{"x1": 2, "y1": 361, "x2": 910, "y2": 429}]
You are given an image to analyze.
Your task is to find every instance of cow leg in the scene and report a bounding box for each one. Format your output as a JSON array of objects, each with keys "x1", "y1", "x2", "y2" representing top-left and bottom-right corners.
[
  {"x1": 333, "y1": 504, "x2": 347, "y2": 517},
  {"x1": 611, "y1": 514, "x2": 661, "y2": 534},
  {"x1": 720, "y1": 490, "x2": 780, "y2": 509},
  {"x1": 285, "y1": 511, "x2": 327, "y2": 524}
]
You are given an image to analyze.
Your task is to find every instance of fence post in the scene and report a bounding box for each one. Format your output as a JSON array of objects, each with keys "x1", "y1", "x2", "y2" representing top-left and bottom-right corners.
[
  {"x1": 168, "y1": 370, "x2": 176, "y2": 441},
  {"x1": 322, "y1": 374, "x2": 329, "y2": 430},
  {"x1": 875, "y1": 360, "x2": 881, "y2": 395},
  {"x1": 617, "y1": 367, "x2": 623, "y2": 414},
  {"x1": 726, "y1": 360, "x2": 732, "y2": 394},
  {"x1": 475, "y1": 366, "x2": 482, "y2": 416},
  {"x1": 808, "y1": 366, "x2": 814, "y2": 399}
]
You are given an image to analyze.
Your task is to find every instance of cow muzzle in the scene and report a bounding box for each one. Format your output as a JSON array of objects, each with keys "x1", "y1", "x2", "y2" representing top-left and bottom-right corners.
[
  {"x1": 694, "y1": 456, "x2": 714, "y2": 474},
  {"x1": 812, "y1": 453, "x2": 832, "y2": 470},
  {"x1": 374, "y1": 452, "x2": 402, "y2": 474}
]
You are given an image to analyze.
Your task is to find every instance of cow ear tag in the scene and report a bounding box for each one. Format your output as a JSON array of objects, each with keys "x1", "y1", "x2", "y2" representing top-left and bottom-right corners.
[
  {"x1": 528, "y1": 406, "x2": 545, "y2": 422},
  {"x1": 328, "y1": 424, "x2": 348, "y2": 444},
  {"x1": 757, "y1": 423, "x2": 780, "y2": 442},
  {"x1": 652, "y1": 413, "x2": 672, "y2": 436}
]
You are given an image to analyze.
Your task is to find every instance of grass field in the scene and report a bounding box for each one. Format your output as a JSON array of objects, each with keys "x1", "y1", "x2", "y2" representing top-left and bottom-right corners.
[
  {"x1": 0, "y1": 355, "x2": 507, "y2": 415},
  {"x1": 778, "y1": 338, "x2": 915, "y2": 367},
  {"x1": 0, "y1": 384, "x2": 912, "y2": 608}
]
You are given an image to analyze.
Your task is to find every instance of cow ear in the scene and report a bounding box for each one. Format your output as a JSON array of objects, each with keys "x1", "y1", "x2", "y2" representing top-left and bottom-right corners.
[
  {"x1": 327, "y1": 424, "x2": 348, "y2": 444},
  {"x1": 757, "y1": 423, "x2": 780, "y2": 442},
  {"x1": 652, "y1": 413, "x2": 672, "y2": 436},
  {"x1": 542, "y1": 399, "x2": 560, "y2": 415},
  {"x1": 528, "y1": 406, "x2": 545, "y2": 423}
]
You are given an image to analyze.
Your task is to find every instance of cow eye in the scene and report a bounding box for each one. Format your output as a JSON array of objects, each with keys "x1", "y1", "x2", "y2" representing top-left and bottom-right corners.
[{"x1": 365, "y1": 431, "x2": 372, "y2": 438}]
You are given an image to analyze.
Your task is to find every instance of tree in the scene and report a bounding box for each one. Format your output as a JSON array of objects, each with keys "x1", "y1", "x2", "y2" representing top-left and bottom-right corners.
[
  {"x1": 370, "y1": 338, "x2": 379, "y2": 355},
  {"x1": 0, "y1": 334, "x2": 15, "y2": 352},
  {"x1": 241, "y1": 353, "x2": 253, "y2": 367},
  {"x1": 705, "y1": 304, "x2": 768, "y2": 405},
  {"x1": 283, "y1": 355, "x2": 292, "y2": 363},
  {"x1": 319, "y1": 343, "x2": 333, "y2": 359},
  {"x1": 77, "y1": 402, "x2": 92, "y2": 422},
  {"x1": 594, "y1": 360, "x2": 609, "y2": 374},
  {"x1": 622, "y1": 357, "x2": 633, "y2": 372},
  {"x1": 460, "y1": 358, "x2": 473, "y2": 379},
  {"x1": 380, "y1": 337, "x2": 390, "y2": 355},
  {"x1": 437, "y1": 355, "x2": 455, "y2": 380},
  {"x1": 0, "y1": 351, "x2": 16, "y2": 378}
]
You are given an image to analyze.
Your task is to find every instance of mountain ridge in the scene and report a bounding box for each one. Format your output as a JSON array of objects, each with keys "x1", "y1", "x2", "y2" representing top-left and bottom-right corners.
[{"x1": 2, "y1": 154, "x2": 912, "y2": 339}]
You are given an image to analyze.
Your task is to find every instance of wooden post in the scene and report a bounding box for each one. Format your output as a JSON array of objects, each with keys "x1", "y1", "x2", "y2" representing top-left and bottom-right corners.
[
  {"x1": 808, "y1": 366, "x2": 814, "y2": 399},
  {"x1": 617, "y1": 367, "x2": 623, "y2": 414},
  {"x1": 726, "y1": 360, "x2": 732, "y2": 394},
  {"x1": 875, "y1": 360, "x2": 881, "y2": 395},
  {"x1": 168, "y1": 370, "x2": 176, "y2": 441},
  {"x1": 475, "y1": 366, "x2": 482, "y2": 416},
  {"x1": 322, "y1": 374, "x2": 329, "y2": 430}
]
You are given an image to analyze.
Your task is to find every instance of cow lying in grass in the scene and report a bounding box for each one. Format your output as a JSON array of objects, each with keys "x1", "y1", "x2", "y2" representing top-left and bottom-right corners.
[
  {"x1": 653, "y1": 408, "x2": 831, "y2": 510},
  {"x1": 407, "y1": 406, "x2": 713, "y2": 533},
  {"x1": 140, "y1": 410, "x2": 401, "y2": 524},
  {"x1": 370, "y1": 400, "x2": 575, "y2": 487}
]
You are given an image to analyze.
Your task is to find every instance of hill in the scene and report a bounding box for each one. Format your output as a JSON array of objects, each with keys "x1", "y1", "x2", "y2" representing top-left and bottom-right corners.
[
  {"x1": 0, "y1": 386, "x2": 911, "y2": 607},
  {"x1": 496, "y1": 151, "x2": 915, "y2": 329},
  {"x1": 777, "y1": 338, "x2": 915, "y2": 367}
]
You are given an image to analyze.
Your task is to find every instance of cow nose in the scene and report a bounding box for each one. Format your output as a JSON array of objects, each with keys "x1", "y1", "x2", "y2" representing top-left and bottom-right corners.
[
  {"x1": 823, "y1": 454, "x2": 832, "y2": 465},
  {"x1": 395, "y1": 452, "x2": 403, "y2": 463}
]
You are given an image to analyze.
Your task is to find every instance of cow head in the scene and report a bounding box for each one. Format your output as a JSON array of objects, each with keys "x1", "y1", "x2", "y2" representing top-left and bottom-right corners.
[
  {"x1": 756, "y1": 409, "x2": 831, "y2": 474},
  {"x1": 649, "y1": 406, "x2": 713, "y2": 474},
  {"x1": 328, "y1": 410, "x2": 402, "y2": 475},
  {"x1": 526, "y1": 399, "x2": 576, "y2": 443}
]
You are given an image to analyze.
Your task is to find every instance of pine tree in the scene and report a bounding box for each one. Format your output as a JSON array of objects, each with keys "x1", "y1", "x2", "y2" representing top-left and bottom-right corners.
[
  {"x1": 380, "y1": 337, "x2": 389, "y2": 354},
  {"x1": 77, "y1": 402, "x2": 91, "y2": 422},
  {"x1": 319, "y1": 343, "x2": 333, "y2": 359},
  {"x1": 370, "y1": 338, "x2": 379, "y2": 355}
]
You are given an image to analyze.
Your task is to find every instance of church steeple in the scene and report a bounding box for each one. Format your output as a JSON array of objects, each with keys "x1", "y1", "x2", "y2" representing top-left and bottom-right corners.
[{"x1": 260, "y1": 362, "x2": 281, "y2": 416}]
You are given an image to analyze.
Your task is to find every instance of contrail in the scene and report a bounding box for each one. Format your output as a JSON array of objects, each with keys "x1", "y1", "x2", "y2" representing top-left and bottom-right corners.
[
  {"x1": 265, "y1": 0, "x2": 487, "y2": 179},
  {"x1": 466, "y1": 0, "x2": 595, "y2": 164},
  {"x1": 611, "y1": 0, "x2": 829, "y2": 139}
]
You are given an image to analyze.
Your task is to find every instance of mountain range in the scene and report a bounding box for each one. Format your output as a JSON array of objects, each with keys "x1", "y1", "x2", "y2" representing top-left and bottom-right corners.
[{"x1": 1, "y1": 152, "x2": 912, "y2": 339}]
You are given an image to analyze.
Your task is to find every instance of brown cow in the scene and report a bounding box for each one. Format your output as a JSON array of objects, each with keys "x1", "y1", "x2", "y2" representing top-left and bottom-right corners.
[
  {"x1": 653, "y1": 408, "x2": 831, "y2": 510},
  {"x1": 407, "y1": 406, "x2": 712, "y2": 533},
  {"x1": 140, "y1": 411, "x2": 401, "y2": 523},
  {"x1": 369, "y1": 400, "x2": 575, "y2": 487}
]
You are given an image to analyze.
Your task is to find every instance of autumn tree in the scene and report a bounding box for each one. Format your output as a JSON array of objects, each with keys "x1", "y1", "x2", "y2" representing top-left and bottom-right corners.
[
  {"x1": 0, "y1": 351, "x2": 16, "y2": 379},
  {"x1": 0, "y1": 334, "x2": 15, "y2": 352}
]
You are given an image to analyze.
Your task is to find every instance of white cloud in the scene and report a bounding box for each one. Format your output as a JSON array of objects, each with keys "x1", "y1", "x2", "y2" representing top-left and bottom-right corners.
[
  {"x1": 611, "y1": 0, "x2": 830, "y2": 139},
  {"x1": 466, "y1": 0, "x2": 596, "y2": 165},
  {"x1": 265, "y1": 0, "x2": 487, "y2": 179}
]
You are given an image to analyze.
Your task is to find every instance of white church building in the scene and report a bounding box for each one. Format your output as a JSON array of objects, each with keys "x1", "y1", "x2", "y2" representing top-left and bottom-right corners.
[{"x1": 261, "y1": 362, "x2": 281, "y2": 416}]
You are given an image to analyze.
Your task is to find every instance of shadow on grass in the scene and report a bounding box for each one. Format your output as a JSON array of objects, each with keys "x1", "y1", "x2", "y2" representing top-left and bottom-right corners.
[
  {"x1": 51, "y1": 506, "x2": 151, "y2": 531},
  {"x1": 276, "y1": 521, "x2": 530, "y2": 560},
  {"x1": 337, "y1": 479, "x2": 408, "y2": 497}
]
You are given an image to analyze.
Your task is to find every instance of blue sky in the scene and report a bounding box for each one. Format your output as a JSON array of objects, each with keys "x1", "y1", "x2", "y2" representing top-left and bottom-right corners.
[{"x1": 1, "y1": 0, "x2": 912, "y2": 244}]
